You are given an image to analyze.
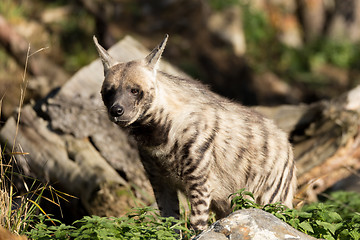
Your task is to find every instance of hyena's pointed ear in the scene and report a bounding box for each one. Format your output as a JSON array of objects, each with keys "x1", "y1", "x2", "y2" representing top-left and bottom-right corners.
[
  {"x1": 145, "y1": 34, "x2": 168, "y2": 73},
  {"x1": 93, "y1": 36, "x2": 117, "y2": 76}
]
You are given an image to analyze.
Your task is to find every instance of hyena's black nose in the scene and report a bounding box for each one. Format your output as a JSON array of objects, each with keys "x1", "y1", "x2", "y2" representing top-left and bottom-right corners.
[{"x1": 110, "y1": 104, "x2": 124, "y2": 117}]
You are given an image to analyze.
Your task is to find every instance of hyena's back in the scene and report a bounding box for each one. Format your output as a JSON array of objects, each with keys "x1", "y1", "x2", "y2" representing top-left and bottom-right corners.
[
  {"x1": 204, "y1": 104, "x2": 296, "y2": 214},
  {"x1": 162, "y1": 96, "x2": 296, "y2": 218}
]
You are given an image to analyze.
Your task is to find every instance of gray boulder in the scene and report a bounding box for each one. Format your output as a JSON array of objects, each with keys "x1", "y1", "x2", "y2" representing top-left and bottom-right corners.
[{"x1": 194, "y1": 208, "x2": 317, "y2": 240}]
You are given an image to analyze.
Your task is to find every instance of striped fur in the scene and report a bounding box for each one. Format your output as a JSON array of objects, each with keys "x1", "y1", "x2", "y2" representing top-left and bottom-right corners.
[{"x1": 94, "y1": 35, "x2": 297, "y2": 231}]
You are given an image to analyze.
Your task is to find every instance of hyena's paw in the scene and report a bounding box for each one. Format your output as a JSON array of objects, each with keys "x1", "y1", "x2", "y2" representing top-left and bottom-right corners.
[{"x1": 190, "y1": 215, "x2": 208, "y2": 232}]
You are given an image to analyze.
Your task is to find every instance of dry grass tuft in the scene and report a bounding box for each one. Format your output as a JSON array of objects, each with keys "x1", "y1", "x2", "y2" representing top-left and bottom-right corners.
[{"x1": 0, "y1": 44, "x2": 68, "y2": 236}]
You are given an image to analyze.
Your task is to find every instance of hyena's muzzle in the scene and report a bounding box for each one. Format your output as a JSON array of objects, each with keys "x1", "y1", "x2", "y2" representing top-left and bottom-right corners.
[
  {"x1": 105, "y1": 90, "x2": 141, "y2": 127},
  {"x1": 109, "y1": 103, "x2": 124, "y2": 118}
]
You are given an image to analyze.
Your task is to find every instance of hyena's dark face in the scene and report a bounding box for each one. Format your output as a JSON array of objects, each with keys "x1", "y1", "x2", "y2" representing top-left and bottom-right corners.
[
  {"x1": 101, "y1": 61, "x2": 156, "y2": 127},
  {"x1": 94, "y1": 34, "x2": 167, "y2": 127}
]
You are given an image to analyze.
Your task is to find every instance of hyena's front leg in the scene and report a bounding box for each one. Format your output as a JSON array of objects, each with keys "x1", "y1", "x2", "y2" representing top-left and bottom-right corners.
[
  {"x1": 140, "y1": 153, "x2": 180, "y2": 219},
  {"x1": 187, "y1": 179, "x2": 212, "y2": 231},
  {"x1": 151, "y1": 178, "x2": 180, "y2": 219}
]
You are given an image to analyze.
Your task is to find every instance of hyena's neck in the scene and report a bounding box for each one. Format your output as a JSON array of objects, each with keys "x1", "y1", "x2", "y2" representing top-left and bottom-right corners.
[
  {"x1": 129, "y1": 104, "x2": 175, "y2": 148},
  {"x1": 130, "y1": 73, "x2": 201, "y2": 147}
]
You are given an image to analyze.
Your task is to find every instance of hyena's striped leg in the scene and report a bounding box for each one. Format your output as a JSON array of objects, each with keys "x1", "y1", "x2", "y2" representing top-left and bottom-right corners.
[{"x1": 187, "y1": 180, "x2": 212, "y2": 231}]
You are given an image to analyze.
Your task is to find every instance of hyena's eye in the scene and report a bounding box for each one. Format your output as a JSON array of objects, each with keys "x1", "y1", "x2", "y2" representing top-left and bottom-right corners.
[{"x1": 130, "y1": 88, "x2": 140, "y2": 96}]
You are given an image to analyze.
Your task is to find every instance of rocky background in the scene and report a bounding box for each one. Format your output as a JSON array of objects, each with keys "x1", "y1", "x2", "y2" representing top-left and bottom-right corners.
[{"x1": 0, "y1": 0, "x2": 360, "y2": 226}]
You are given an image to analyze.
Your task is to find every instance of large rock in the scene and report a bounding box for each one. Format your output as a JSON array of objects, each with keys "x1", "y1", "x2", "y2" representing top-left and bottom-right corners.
[{"x1": 194, "y1": 208, "x2": 317, "y2": 240}]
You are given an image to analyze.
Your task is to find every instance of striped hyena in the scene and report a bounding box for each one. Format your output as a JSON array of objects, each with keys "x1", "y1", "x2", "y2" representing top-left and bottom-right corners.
[{"x1": 93, "y1": 35, "x2": 297, "y2": 231}]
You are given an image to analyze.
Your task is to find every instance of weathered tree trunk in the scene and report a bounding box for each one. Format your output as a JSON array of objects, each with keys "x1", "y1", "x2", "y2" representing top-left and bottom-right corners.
[{"x1": 0, "y1": 35, "x2": 359, "y2": 219}]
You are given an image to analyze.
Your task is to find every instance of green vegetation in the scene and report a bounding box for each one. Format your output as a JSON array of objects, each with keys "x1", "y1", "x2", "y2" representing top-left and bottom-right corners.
[
  {"x1": 17, "y1": 189, "x2": 360, "y2": 239},
  {"x1": 26, "y1": 207, "x2": 194, "y2": 240},
  {"x1": 0, "y1": 0, "x2": 26, "y2": 22}
]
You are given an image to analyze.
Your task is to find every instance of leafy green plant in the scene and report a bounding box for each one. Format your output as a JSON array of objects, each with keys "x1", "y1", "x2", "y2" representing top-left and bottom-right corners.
[
  {"x1": 27, "y1": 206, "x2": 195, "y2": 240},
  {"x1": 230, "y1": 189, "x2": 360, "y2": 240},
  {"x1": 229, "y1": 188, "x2": 260, "y2": 210}
]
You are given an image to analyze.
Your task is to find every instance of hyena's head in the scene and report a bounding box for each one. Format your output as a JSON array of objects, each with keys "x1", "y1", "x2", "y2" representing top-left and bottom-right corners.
[{"x1": 93, "y1": 35, "x2": 168, "y2": 127}]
